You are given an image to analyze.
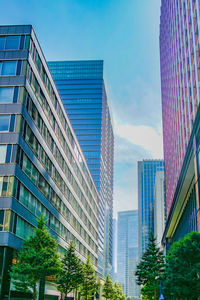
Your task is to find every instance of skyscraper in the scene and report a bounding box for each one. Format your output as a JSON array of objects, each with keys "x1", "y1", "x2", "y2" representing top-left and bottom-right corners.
[
  {"x1": 0, "y1": 25, "x2": 99, "y2": 299},
  {"x1": 160, "y1": 0, "x2": 200, "y2": 246},
  {"x1": 48, "y1": 60, "x2": 114, "y2": 277},
  {"x1": 117, "y1": 210, "x2": 139, "y2": 298},
  {"x1": 138, "y1": 160, "x2": 164, "y2": 256},
  {"x1": 154, "y1": 170, "x2": 165, "y2": 247}
]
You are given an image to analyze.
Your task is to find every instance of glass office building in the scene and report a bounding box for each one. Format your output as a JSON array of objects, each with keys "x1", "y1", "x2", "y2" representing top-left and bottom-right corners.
[
  {"x1": 117, "y1": 210, "x2": 139, "y2": 298},
  {"x1": 160, "y1": 0, "x2": 200, "y2": 247},
  {"x1": 48, "y1": 60, "x2": 114, "y2": 277},
  {"x1": 0, "y1": 25, "x2": 99, "y2": 299},
  {"x1": 138, "y1": 160, "x2": 164, "y2": 256}
]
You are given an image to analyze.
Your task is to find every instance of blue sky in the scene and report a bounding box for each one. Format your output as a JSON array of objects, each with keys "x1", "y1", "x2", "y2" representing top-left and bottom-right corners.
[{"x1": 0, "y1": 0, "x2": 162, "y2": 216}]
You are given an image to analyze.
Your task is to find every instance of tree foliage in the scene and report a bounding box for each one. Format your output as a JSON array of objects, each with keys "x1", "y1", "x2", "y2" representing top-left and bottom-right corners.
[
  {"x1": 113, "y1": 282, "x2": 126, "y2": 300},
  {"x1": 10, "y1": 215, "x2": 61, "y2": 300},
  {"x1": 103, "y1": 274, "x2": 114, "y2": 300},
  {"x1": 135, "y1": 232, "x2": 164, "y2": 300},
  {"x1": 80, "y1": 257, "x2": 99, "y2": 300},
  {"x1": 163, "y1": 231, "x2": 200, "y2": 299},
  {"x1": 56, "y1": 241, "x2": 83, "y2": 297}
]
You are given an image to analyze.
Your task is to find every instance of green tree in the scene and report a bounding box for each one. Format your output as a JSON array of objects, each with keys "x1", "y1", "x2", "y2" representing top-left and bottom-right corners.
[
  {"x1": 80, "y1": 256, "x2": 98, "y2": 300},
  {"x1": 10, "y1": 215, "x2": 61, "y2": 300},
  {"x1": 135, "y1": 232, "x2": 164, "y2": 300},
  {"x1": 56, "y1": 241, "x2": 83, "y2": 299},
  {"x1": 163, "y1": 231, "x2": 200, "y2": 299},
  {"x1": 113, "y1": 282, "x2": 126, "y2": 300},
  {"x1": 102, "y1": 274, "x2": 114, "y2": 300}
]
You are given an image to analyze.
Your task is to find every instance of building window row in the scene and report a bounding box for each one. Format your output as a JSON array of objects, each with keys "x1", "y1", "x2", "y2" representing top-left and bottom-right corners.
[
  {"x1": 21, "y1": 78, "x2": 98, "y2": 215},
  {"x1": 15, "y1": 147, "x2": 97, "y2": 251},
  {"x1": 21, "y1": 88, "x2": 98, "y2": 217},
  {"x1": 0, "y1": 175, "x2": 97, "y2": 263},
  {"x1": 0, "y1": 207, "x2": 97, "y2": 265},
  {"x1": 23, "y1": 108, "x2": 98, "y2": 227},
  {"x1": 0, "y1": 109, "x2": 98, "y2": 237},
  {"x1": 0, "y1": 35, "x2": 30, "y2": 51},
  {"x1": 28, "y1": 39, "x2": 98, "y2": 203},
  {"x1": 23, "y1": 124, "x2": 98, "y2": 236}
]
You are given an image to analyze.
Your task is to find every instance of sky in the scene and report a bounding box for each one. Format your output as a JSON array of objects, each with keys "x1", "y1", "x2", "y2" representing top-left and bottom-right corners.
[{"x1": 0, "y1": 0, "x2": 163, "y2": 217}]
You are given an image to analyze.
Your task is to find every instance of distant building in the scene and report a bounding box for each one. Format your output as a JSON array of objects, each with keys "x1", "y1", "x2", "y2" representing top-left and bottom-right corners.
[
  {"x1": 117, "y1": 210, "x2": 139, "y2": 298},
  {"x1": 138, "y1": 160, "x2": 164, "y2": 257},
  {"x1": 154, "y1": 170, "x2": 165, "y2": 247},
  {"x1": 48, "y1": 60, "x2": 114, "y2": 277}
]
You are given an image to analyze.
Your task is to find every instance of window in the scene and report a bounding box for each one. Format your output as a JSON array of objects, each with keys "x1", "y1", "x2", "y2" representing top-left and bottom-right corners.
[
  {"x1": 0, "y1": 37, "x2": 5, "y2": 50},
  {"x1": 0, "y1": 61, "x2": 17, "y2": 76},
  {"x1": 0, "y1": 87, "x2": 14, "y2": 103},
  {"x1": 0, "y1": 145, "x2": 7, "y2": 163},
  {"x1": 0, "y1": 115, "x2": 10, "y2": 131},
  {"x1": 16, "y1": 216, "x2": 33, "y2": 240},
  {"x1": 0, "y1": 211, "x2": 4, "y2": 231},
  {"x1": 0, "y1": 36, "x2": 20, "y2": 50},
  {"x1": 5, "y1": 36, "x2": 20, "y2": 50}
]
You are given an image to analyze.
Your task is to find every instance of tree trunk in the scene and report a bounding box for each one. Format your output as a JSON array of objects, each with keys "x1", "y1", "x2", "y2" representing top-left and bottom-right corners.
[
  {"x1": 39, "y1": 277, "x2": 45, "y2": 300},
  {"x1": 33, "y1": 283, "x2": 37, "y2": 300},
  {"x1": 154, "y1": 288, "x2": 157, "y2": 300}
]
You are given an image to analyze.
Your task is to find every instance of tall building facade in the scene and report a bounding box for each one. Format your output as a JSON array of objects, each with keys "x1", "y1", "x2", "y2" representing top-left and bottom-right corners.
[
  {"x1": 111, "y1": 218, "x2": 117, "y2": 281},
  {"x1": 0, "y1": 25, "x2": 99, "y2": 299},
  {"x1": 138, "y1": 160, "x2": 164, "y2": 256},
  {"x1": 160, "y1": 0, "x2": 200, "y2": 246},
  {"x1": 117, "y1": 210, "x2": 139, "y2": 298},
  {"x1": 154, "y1": 170, "x2": 165, "y2": 247},
  {"x1": 48, "y1": 60, "x2": 114, "y2": 277}
]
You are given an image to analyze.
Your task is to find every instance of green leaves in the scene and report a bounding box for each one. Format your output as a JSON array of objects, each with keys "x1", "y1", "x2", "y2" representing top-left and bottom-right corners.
[
  {"x1": 135, "y1": 232, "x2": 164, "y2": 300},
  {"x1": 103, "y1": 274, "x2": 114, "y2": 300},
  {"x1": 56, "y1": 241, "x2": 84, "y2": 296},
  {"x1": 113, "y1": 282, "x2": 126, "y2": 300},
  {"x1": 80, "y1": 256, "x2": 99, "y2": 300},
  {"x1": 102, "y1": 275, "x2": 126, "y2": 300},
  {"x1": 163, "y1": 231, "x2": 200, "y2": 299}
]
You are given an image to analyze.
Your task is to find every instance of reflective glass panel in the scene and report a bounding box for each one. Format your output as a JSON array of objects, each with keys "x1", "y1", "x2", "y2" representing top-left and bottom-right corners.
[
  {"x1": 0, "y1": 37, "x2": 5, "y2": 50},
  {"x1": 0, "y1": 115, "x2": 10, "y2": 131},
  {"x1": 0, "y1": 145, "x2": 7, "y2": 163},
  {"x1": 0, "y1": 87, "x2": 14, "y2": 103},
  {"x1": 1, "y1": 61, "x2": 17, "y2": 76},
  {"x1": 5, "y1": 36, "x2": 20, "y2": 50},
  {"x1": 0, "y1": 210, "x2": 4, "y2": 231}
]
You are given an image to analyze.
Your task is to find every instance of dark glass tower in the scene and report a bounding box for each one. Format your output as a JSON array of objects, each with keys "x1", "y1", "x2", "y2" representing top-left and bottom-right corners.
[{"x1": 48, "y1": 60, "x2": 114, "y2": 277}]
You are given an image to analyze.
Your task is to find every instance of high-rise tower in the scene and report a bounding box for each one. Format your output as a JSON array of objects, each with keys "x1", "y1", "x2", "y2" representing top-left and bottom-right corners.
[
  {"x1": 0, "y1": 25, "x2": 99, "y2": 299},
  {"x1": 48, "y1": 60, "x2": 114, "y2": 277},
  {"x1": 117, "y1": 210, "x2": 139, "y2": 298},
  {"x1": 160, "y1": 0, "x2": 200, "y2": 246},
  {"x1": 138, "y1": 160, "x2": 164, "y2": 256}
]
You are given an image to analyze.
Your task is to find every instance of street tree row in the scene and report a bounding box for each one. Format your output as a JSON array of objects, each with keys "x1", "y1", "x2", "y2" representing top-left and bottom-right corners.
[{"x1": 135, "y1": 232, "x2": 200, "y2": 300}]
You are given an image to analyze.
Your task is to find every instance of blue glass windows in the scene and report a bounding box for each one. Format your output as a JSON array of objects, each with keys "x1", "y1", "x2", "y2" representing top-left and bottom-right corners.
[
  {"x1": 0, "y1": 37, "x2": 5, "y2": 50},
  {"x1": 0, "y1": 61, "x2": 17, "y2": 76},
  {"x1": 0, "y1": 145, "x2": 7, "y2": 163},
  {"x1": 0, "y1": 115, "x2": 10, "y2": 131},
  {"x1": 0, "y1": 35, "x2": 21, "y2": 50},
  {"x1": 5, "y1": 36, "x2": 20, "y2": 50},
  {"x1": 0, "y1": 87, "x2": 14, "y2": 103}
]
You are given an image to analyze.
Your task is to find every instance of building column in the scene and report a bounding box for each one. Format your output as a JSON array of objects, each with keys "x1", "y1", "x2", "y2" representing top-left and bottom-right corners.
[
  {"x1": 0, "y1": 247, "x2": 13, "y2": 299},
  {"x1": 193, "y1": 137, "x2": 200, "y2": 232}
]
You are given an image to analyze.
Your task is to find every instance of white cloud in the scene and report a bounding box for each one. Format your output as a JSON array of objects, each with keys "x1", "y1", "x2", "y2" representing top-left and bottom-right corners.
[{"x1": 115, "y1": 123, "x2": 163, "y2": 159}]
